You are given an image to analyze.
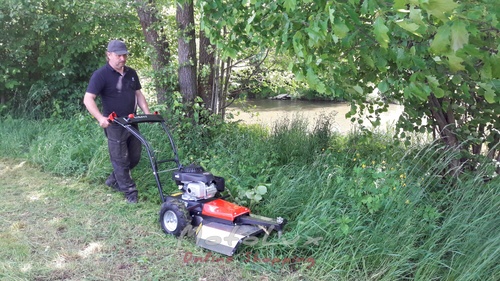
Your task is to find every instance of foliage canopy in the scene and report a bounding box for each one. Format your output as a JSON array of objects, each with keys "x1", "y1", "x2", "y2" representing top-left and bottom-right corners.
[
  {"x1": 0, "y1": 0, "x2": 141, "y2": 118},
  {"x1": 199, "y1": 0, "x2": 500, "y2": 165},
  {"x1": 1, "y1": 0, "x2": 498, "y2": 167}
]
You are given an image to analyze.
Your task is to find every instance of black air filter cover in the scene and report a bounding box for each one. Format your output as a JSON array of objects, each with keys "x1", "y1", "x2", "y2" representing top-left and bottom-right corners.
[
  {"x1": 173, "y1": 164, "x2": 214, "y2": 183},
  {"x1": 181, "y1": 164, "x2": 205, "y2": 173}
]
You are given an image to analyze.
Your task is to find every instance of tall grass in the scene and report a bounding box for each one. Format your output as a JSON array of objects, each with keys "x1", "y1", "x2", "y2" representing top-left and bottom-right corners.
[
  {"x1": 0, "y1": 116, "x2": 46, "y2": 157},
  {"x1": 1, "y1": 115, "x2": 498, "y2": 280},
  {"x1": 253, "y1": 133, "x2": 499, "y2": 280}
]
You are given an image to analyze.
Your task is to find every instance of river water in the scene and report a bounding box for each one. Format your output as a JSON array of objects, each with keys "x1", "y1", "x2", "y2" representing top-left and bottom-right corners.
[{"x1": 227, "y1": 99, "x2": 404, "y2": 133}]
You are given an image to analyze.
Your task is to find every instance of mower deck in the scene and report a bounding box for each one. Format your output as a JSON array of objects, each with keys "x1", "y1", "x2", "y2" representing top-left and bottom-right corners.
[{"x1": 196, "y1": 221, "x2": 264, "y2": 256}]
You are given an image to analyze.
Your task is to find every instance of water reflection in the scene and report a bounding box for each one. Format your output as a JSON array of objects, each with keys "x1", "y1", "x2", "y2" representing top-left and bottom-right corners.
[{"x1": 227, "y1": 100, "x2": 404, "y2": 133}]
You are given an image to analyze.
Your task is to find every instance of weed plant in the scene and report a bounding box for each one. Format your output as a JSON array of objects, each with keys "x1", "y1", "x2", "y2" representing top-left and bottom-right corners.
[{"x1": 1, "y1": 115, "x2": 498, "y2": 280}]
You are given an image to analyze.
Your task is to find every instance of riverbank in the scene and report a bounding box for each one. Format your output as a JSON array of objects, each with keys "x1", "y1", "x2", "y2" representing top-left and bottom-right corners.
[{"x1": 1, "y1": 116, "x2": 498, "y2": 280}]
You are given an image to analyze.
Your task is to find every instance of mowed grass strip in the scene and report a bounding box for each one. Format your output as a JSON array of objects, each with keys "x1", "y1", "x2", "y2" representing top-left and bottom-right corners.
[{"x1": 0, "y1": 159, "x2": 299, "y2": 281}]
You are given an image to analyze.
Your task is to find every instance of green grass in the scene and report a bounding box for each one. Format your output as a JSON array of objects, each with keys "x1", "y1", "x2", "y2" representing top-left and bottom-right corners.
[
  {"x1": 0, "y1": 116, "x2": 499, "y2": 280},
  {"x1": 0, "y1": 159, "x2": 292, "y2": 281}
]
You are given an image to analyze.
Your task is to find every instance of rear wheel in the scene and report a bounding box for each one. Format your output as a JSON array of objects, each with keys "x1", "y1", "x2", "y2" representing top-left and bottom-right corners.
[{"x1": 159, "y1": 198, "x2": 191, "y2": 236}]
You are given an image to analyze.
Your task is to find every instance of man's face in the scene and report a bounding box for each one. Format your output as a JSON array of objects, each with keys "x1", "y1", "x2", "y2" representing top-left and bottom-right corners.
[{"x1": 107, "y1": 52, "x2": 127, "y2": 71}]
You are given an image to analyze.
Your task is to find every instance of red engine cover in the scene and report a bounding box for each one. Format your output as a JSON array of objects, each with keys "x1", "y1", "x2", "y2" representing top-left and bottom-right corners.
[{"x1": 202, "y1": 199, "x2": 250, "y2": 221}]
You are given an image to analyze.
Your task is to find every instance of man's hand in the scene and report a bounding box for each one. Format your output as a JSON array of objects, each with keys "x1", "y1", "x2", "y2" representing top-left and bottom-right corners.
[
  {"x1": 83, "y1": 93, "x2": 110, "y2": 128},
  {"x1": 97, "y1": 116, "x2": 110, "y2": 128}
]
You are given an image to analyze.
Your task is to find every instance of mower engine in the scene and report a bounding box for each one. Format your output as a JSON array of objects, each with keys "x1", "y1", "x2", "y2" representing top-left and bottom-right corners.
[
  {"x1": 172, "y1": 165, "x2": 224, "y2": 201},
  {"x1": 182, "y1": 181, "x2": 217, "y2": 200}
]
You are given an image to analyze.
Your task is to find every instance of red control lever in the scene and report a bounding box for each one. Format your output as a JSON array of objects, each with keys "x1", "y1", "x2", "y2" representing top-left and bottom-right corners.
[{"x1": 107, "y1": 112, "x2": 117, "y2": 122}]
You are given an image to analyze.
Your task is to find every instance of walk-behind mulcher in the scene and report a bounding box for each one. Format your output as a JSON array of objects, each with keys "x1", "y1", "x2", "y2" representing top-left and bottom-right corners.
[{"x1": 108, "y1": 112, "x2": 286, "y2": 256}]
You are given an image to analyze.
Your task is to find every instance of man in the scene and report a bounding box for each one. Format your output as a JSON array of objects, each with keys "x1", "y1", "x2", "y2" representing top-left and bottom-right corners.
[{"x1": 83, "y1": 39, "x2": 150, "y2": 203}]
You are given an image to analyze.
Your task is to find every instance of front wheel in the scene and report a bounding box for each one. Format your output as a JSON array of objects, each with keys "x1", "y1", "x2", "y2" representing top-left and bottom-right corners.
[{"x1": 159, "y1": 199, "x2": 191, "y2": 236}]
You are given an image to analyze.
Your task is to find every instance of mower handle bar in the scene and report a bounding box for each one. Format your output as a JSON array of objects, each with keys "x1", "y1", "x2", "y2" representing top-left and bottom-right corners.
[{"x1": 107, "y1": 112, "x2": 182, "y2": 202}]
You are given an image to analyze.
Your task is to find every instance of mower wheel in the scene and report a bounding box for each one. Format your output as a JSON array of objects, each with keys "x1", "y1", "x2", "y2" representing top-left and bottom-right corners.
[{"x1": 159, "y1": 198, "x2": 192, "y2": 237}]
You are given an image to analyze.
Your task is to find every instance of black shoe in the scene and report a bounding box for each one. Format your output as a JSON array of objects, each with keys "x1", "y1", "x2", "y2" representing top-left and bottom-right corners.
[
  {"x1": 105, "y1": 175, "x2": 119, "y2": 191},
  {"x1": 125, "y1": 192, "x2": 138, "y2": 204}
]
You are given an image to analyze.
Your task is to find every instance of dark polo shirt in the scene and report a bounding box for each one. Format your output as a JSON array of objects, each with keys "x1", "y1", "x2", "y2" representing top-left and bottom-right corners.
[{"x1": 86, "y1": 63, "x2": 142, "y2": 117}]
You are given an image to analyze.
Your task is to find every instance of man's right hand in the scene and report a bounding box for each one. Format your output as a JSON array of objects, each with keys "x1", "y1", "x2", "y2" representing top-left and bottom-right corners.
[
  {"x1": 83, "y1": 92, "x2": 110, "y2": 128},
  {"x1": 98, "y1": 116, "x2": 110, "y2": 128}
]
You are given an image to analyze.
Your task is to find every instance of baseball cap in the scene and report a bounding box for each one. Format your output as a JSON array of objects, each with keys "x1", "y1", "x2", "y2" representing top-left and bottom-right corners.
[{"x1": 107, "y1": 40, "x2": 129, "y2": 55}]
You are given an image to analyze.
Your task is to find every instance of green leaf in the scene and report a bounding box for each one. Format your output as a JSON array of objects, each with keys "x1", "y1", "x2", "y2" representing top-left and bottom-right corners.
[
  {"x1": 426, "y1": 75, "x2": 445, "y2": 98},
  {"x1": 283, "y1": 0, "x2": 297, "y2": 12},
  {"x1": 426, "y1": 75, "x2": 439, "y2": 87},
  {"x1": 256, "y1": 185, "x2": 268, "y2": 195},
  {"x1": 491, "y1": 54, "x2": 500, "y2": 79},
  {"x1": 378, "y1": 80, "x2": 389, "y2": 93},
  {"x1": 394, "y1": 0, "x2": 408, "y2": 10},
  {"x1": 332, "y1": 18, "x2": 350, "y2": 39},
  {"x1": 306, "y1": 68, "x2": 326, "y2": 93},
  {"x1": 409, "y1": 7, "x2": 425, "y2": 25},
  {"x1": 253, "y1": 194, "x2": 262, "y2": 202},
  {"x1": 292, "y1": 31, "x2": 305, "y2": 58},
  {"x1": 451, "y1": 21, "x2": 468, "y2": 51},
  {"x1": 430, "y1": 25, "x2": 451, "y2": 54},
  {"x1": 361, "y1": 53, "x2": 375, "y2": 69},
  {"x1": 478, "y1": 82, "x2": 497, "y2": 103},
  {"x1": 245, "y1": 190, "x2": 254, "y2": 199},
  {"x1": 353, "y1": 85, "x2": 363, "y2": 95},
  {"x1": 408, "y1": 82, "x2": 429, "y2": 101},
  {"x1": 340, "y1": 223, "x2": 349, "y2": 235},
  {"x1": 424, "y1": 0, "x2": 458, "y2": 21},
  {"x1": 447, "y1": 53, "x2": 465, "y2": 72},
  {"x1": 4, "y1": 79, "x2": 20, "y2": 89},
  {"x1": 222, "y1": 47, "x2": 238, "y2": 59},
  {"x1": 396, "y1": 20, "x2": 421, "y2": 36},
  {"x1": 374, "y1": 17, "x2": 390, "y2": 49},
  {"x1": 481, "y1": 60, "x2": 493, "y2": 79}
]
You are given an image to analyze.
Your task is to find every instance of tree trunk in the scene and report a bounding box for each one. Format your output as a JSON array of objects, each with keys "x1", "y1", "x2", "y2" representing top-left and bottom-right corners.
[
  {"x1": 198, "y1": 30, "x2": 216, "y2": 110},
  {"x1": 135, "y1": 0, "x2": 171, "y2": 104},
  {"x1": 220, "y1": 57, "x2": 232, "y2": 119},
  {"x1": 428, "y1": 94, "x2": 462, "y2": 176},
  {"x1": 176, "y1": 0, "x2": 197, "y2": 112}
]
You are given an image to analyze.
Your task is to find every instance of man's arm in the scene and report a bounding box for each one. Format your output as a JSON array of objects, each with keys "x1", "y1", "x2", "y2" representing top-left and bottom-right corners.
[
  {"x1": 135, "y1": 89, "x2": 151, "y2": 114},
  {"x1": 83, "y1": 92, "x2": 110, "y2": 128}
]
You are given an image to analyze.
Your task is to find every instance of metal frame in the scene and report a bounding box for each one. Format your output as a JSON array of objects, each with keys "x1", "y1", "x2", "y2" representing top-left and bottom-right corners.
[{"x1": 108, "y1": 113, "x2": 181, "y2": 202}]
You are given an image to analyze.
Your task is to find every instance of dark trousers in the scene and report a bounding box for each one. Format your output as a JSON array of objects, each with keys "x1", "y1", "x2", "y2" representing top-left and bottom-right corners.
[{"x1": 104, "y1": 124, "x2": 141, "y2": 195}]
